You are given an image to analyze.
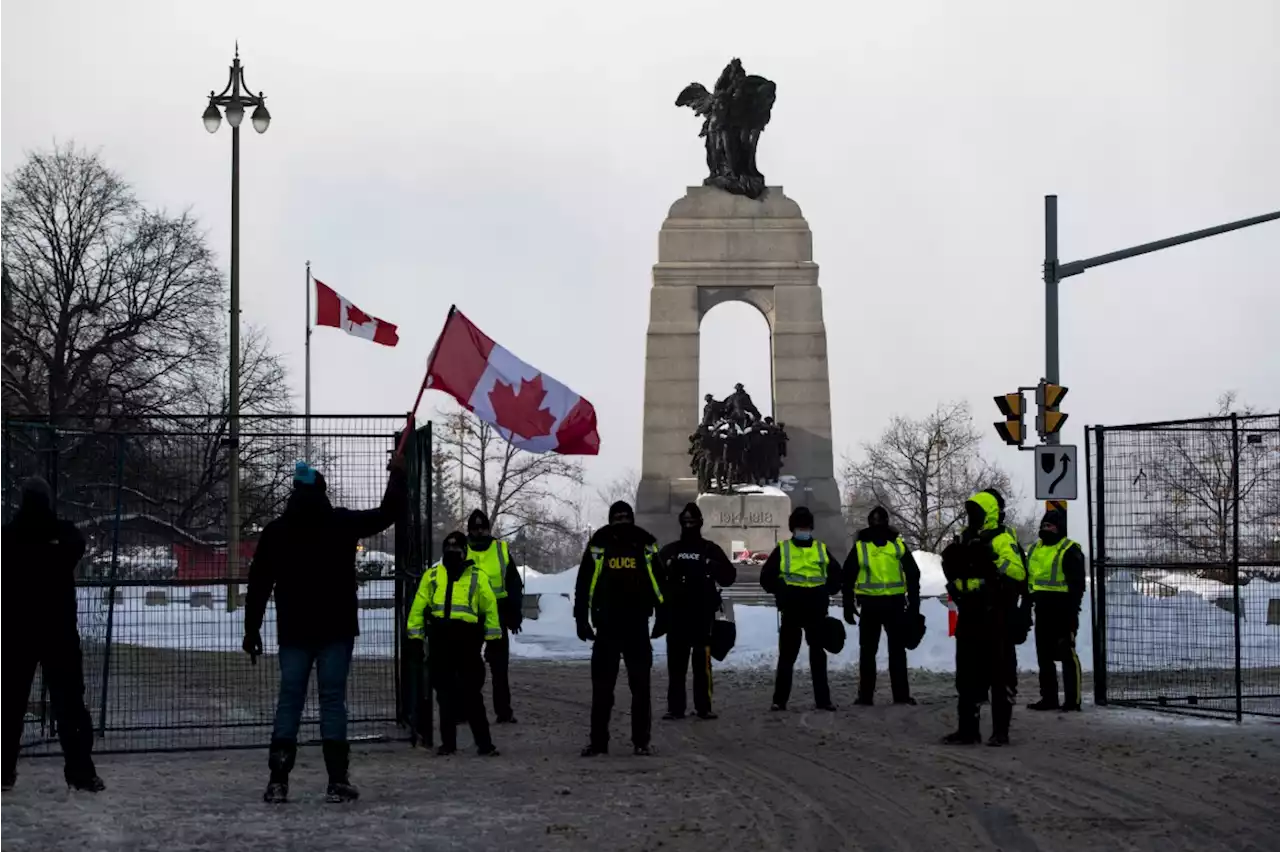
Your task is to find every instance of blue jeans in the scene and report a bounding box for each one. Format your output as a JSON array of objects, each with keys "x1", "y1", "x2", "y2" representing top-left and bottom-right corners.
[{"x1": 272, "y1": 639, "x2": 354, "y2": 742}]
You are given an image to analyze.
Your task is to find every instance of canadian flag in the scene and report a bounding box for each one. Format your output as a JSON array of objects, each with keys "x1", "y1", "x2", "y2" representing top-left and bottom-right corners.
[
  {"x1": 314, "y1": 279, "x2": 399, "y2": 347},
  {"x1": 423, "y1": 308, "x2": 600, "y2": 455}
]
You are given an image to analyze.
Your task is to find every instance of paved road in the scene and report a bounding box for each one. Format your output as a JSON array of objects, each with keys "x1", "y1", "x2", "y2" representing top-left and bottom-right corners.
[{"x1": 4, "y1": 661, "x2": 1278, "y2": 851}]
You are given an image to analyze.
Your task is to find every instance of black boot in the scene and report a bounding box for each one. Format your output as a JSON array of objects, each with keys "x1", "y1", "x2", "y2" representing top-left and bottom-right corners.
[
  {"x1": 988, "y1": 702, "x2": 1012, "y2": 747},
  {"x1": 66, "y1": 771, "x2": 106, "y2": 793},
  {"x1": 1027, "y1": 698, "x2": 1059, "y2": 711},
  {"x1": 322, "y1": 740, "x2": 359, "y2": 803},
  {"x1": 263, "y1": 739, "x2": 296, "y2": 803},
  {"x1": 942, "y1": 704, "x2": 982, "y2": 745}
]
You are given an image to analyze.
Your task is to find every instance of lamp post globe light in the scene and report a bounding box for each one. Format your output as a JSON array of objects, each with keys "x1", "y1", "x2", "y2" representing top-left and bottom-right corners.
[{"x1": 203, "y1": 44, "x2": 269, "y2": 612}]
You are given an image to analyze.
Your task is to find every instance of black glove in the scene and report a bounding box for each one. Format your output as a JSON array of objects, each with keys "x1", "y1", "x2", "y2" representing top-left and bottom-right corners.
[
  {"x1": 509, "y1": 618, "x2": 523, "y2": 636},
  {"x1": 576, "y1": 619, "x2": 596, "y2": 642},
  {"x1": 843, "y1": 602, "x2": 858, "y2": 626},
  {"x1": 651, "y1": 609, "x2": 669, "y2": 640},
  {"x1": 242, "y1": 628, "x2": 263, "y2": 664}
]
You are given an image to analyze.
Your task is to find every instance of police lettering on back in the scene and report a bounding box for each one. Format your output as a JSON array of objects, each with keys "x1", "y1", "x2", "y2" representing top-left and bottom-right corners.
[{"x1": 608, "y1": 556, "x2": 639, "y2": 571}]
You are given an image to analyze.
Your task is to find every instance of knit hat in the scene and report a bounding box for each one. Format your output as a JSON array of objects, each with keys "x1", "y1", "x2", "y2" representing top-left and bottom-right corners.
[
  {"x1": 608, "y1": 501, "x2": 635, "y2": 524},
  {"x1": 467, "y1": 509, "x2": 491, "y2": 532},
  {"x1": 868, "y1": 506, "x2": 890, "y2": 527},
  {"x1": 788, "y1": 506, "x2": 814, "y2": 531},
  {"x1": 294, "y1": 461, "x2": 317, "y2": 486}
]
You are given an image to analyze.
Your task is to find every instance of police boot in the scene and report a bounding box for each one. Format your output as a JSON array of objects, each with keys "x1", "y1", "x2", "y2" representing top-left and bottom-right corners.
[
  {"x1": 988, "y1": 701, "x2": 1012, "y2": 747},
  {"x1": 263, "y1": 739, "x2": 295, "y2": 803},
  {"x1": 322, "y1": 740, "x2": 359, "y2": 803},
  {"x1": 942, "y1": 704, "x2": 982, "y2": 745}
]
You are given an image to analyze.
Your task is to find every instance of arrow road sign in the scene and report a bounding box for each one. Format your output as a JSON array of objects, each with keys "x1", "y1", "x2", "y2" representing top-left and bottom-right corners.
[{"x1": 1034, "y1": 445, "x2": 1078, "y2": 501}]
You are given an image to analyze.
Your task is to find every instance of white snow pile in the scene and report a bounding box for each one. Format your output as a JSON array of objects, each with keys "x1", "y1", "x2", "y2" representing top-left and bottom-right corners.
[{"x1": 76, "y1": 555, "x2": 1280, "y2": 678}]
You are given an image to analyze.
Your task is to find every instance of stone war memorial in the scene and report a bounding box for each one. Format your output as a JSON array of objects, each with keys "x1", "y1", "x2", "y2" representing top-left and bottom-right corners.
[{"x1": 635, "y1": 58, "x2": 843, "y2": 557}]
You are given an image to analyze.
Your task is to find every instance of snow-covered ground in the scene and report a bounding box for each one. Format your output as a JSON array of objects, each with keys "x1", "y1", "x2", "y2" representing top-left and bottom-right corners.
[{"x1": 74, "y1": 562, "x2": 1280, "y2": 675}]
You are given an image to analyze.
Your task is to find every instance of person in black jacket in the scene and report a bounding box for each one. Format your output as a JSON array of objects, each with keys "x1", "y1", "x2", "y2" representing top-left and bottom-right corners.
[
  {"x1": 657, "y1": 503, "x2": 736, "y2": 721},
  {"x1": 244, "y1": 452, "x2": 406, "y2": 804},
  {"x1": 2, "y1": 477, "x2": 104, "y2": 793},
  {"x1": 574, "y1": 501, "x2": 665, "y2": 756},
  {"x1": 759, "y1": 506, "x2": 844, "y2": 712},
  {"x1": 845, "y1": 506, "x2": 922, "y2": 706}
]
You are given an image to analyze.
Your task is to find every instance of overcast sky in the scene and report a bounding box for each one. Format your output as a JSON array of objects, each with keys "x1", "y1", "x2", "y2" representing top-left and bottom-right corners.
[{"x1": 4, "y1": 0, "x2": 1278, "y2": 519}]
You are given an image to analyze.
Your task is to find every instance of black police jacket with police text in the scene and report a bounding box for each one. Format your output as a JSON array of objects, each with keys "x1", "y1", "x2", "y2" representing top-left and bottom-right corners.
[
  {"x1": 574, "y1": 523, "x2": 661, "y2": 627},
  {"x1": 657, "y1": 536, "x2": 736, "y2": 622}
]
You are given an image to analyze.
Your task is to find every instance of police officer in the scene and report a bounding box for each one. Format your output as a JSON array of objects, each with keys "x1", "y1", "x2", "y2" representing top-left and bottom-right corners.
[
  {"x1": 407, "y1": 531, "x2": 501, "y2": 757},
  {"x1": 941, "y1": 490, "x2": 1027, "y2": 746},
  {"x1": 760, "y1": 506, "x2": 844, "y2": 712},
  {"x1": 658, "y1": 503, "x2": 736, "y2": 721},
  {"x1": 1026, "y1": 508, "x2": 1085, "y2": 712},
  {"x1": 574, "y1": 501, "x2": 665, "y2": 756},
  {"x1": 465, "y1": 509, "x2": 523, "y2": 724},
  {"x1": 846, "y1": 506, "x2": 922, "y2": 706}
]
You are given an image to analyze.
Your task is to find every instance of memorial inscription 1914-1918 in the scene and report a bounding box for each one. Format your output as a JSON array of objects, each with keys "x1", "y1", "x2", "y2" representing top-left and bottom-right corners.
[
  {"x1": 676, "y1": 58, "x2": 777, "y2": 200},
  {"x1": 689, "y1": 384, "x2": 788, "y2": 494}
]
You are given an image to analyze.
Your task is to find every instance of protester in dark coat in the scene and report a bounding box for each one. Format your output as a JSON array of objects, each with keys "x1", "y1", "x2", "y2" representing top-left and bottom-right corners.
[
  {"x1": 657, "y1": 503, "x2": 736, "y2": 720},
  {"x1": 245, "y1": 452, "x2": 406, "y2": 803},
  {"x1": 2, "y1": 477, "x2": 104, "y2": 793}
]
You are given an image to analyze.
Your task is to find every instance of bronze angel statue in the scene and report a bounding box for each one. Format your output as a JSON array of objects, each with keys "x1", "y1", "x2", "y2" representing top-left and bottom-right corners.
[{"x1": 676, "y1": 59, "x2": 777, "y2": 199}]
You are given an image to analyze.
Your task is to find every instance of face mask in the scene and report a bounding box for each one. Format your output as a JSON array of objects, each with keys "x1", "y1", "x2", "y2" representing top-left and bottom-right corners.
[
  {"x1": 443, "y1": 551, "x2": 464, "y2": 570},
  {"x1": 793, "y1": 530, "x2": 812, "y2": 542}
]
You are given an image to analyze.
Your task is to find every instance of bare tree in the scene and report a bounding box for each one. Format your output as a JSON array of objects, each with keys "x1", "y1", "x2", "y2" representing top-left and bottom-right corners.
[
  {"x1": 1136, "y1": 393, "x2": 1279, "y2": 567},
  {"x1": 595, "y1": 468, "x2": 639, "y2": 511},
  {"x1": 842, "y1": 401, "x2": 1018, "y2": 552},
  {"x1": 2, "y1": 144, "x2": 222, "y2": 427},
  {"x1": 435, "y1": 408, "x2": 585, "y2": 540}
]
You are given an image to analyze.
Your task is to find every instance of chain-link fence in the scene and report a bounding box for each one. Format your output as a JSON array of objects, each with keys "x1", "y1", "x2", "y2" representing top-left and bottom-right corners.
[
  {"x1": 1086, "y1": 413, "x2": 1280, "y2": 720},
  {"x1": 4, "y1": 415, "x2": 409, "y2": 754}
]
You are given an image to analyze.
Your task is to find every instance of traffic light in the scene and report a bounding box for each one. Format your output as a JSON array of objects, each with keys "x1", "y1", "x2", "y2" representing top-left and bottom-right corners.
[
  {"x1": 1035, "y1": 381, "x2": 1069, "y2": 438},
  {"x1": 993, "y1": 392, "x2": 1026, "y2": 446}
]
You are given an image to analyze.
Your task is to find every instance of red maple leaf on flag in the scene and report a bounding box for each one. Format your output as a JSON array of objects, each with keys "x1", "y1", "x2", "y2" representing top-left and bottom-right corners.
[
  {"x1": 346, "y1": 303, "x2": 372, "y2": 326},
  {"x1": 489, "y1": 375, "x2": 557, "y2": 439}
]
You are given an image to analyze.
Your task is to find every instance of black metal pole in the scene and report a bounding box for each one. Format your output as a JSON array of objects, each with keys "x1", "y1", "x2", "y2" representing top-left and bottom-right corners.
[
  {"x1": 1044, "y1": 195, "x2": 1064, "y2": 534},
  {"x1": 1084, "y1": 426, "x2": 1098, "y2": 688},
  {"x1": 1231, "y1": 414, "x2": 1243, "y2": 723},
  {"x1": 98, "y1": 434, "x2": 126, "y2": 735},
  {"x1": 1093, "y1": 427, "x2": 1108, "y2": 706}
]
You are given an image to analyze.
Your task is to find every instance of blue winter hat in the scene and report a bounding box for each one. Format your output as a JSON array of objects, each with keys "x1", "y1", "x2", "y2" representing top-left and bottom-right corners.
[{"x1": 294, "y1": 461, "x2": 318, "y2": 486}]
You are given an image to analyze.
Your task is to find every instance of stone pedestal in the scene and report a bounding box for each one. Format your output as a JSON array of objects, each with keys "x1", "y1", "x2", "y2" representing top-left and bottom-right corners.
[
  {"x1": 635, "y1": 186, "x2": 844, "y2": 551},
  {"x1": 696, "y1": 491, "x2": 792, "y2": 558}
]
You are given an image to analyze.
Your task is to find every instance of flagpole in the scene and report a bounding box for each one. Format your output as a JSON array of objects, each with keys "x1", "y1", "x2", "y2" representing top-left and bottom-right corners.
[
  {"x1": 395, "y1": 304, "x2": 457, "y2": 457},
  {"x1": 305, "y1": 260, "x2": 312, "y2": 460}
]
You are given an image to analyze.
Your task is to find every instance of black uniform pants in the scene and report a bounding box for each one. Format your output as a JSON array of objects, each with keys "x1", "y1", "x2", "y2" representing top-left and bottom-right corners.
[
  {"x1": 484, "y1": 627, "x2": 512, "y2": 720},
  {"x1": 666, "y1": 621, "x2": 713, "y2": 716},
  {"x1": 857, "y1": 595, "x2": 910, "y2": 703},
  {"x1": 773, "y1": 610, "x2": 830, "y2": 708},
  {"x1": 429, "y1": 623, "x2": 493, "y2": 751},
  {"x1": 4, "y1": 640, "x2": 96, "y2": 784},
  {"x1": 1033, "y1": 594, "x2": 1081, "y2": 707},
  {"x1": 590, "y1": 623, "x2": 652, "y2": 749},
  {"x1": 954, "y1": 612, "x2": 1017, "y2": 737}
]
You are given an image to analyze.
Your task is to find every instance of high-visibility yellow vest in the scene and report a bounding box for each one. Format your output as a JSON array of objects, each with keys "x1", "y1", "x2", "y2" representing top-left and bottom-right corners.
[
  {"x1": 854, "y1": 537, "x2": 907, "y2": 596},
  {"x1": 588, "y1": 543, "x2": 664, "y2": 609},
  {"x1": 1027, "y1": 538, "x2": 1077, "y2": 593},
  {"x1": 469, "y1": 539, "x2": 511, "y2": 600},
  {"x1": 778, "y1": 539, "x2": 830, "y2": 588},
  {"x1": 406, "y1": 563, "x2": 501, "y2": 641}
]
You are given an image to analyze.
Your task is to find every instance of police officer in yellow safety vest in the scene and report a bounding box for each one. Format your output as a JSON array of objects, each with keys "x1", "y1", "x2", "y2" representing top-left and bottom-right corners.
[
  {"x1": 574, "y1": 501, "x2": 666, "y2": 757},
  {"x1": 1026, "y1": 508, "x2": 1085, "y2": 712},
  {"x1": 940, "y1": 490, "x2": 1028, "y2": 746},
  {"x1": 759, "y1": 506, "x2": 844, "y2": 712},
  {"x1": 407, "y1": 531, "x2": 502, "y2": 757},
  {"x1": 466, "y1": 509, "x2": 523, "y2": 724},
  {"x1": 845, "y1": 506, "x2": 922, "y2": 706}
]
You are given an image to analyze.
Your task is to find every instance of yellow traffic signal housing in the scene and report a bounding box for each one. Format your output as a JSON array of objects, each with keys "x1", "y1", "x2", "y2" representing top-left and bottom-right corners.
[
  {"x1": 993, "y1": 392, "x2": 1025, "y2": 446},
  {"x1": 1035, "y1": 381, "x2": 1069, "y2": 438}
]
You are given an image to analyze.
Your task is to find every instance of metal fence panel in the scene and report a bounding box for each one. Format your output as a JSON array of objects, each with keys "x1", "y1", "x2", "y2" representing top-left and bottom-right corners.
[
  {"x1": 4, "y1": 415, "x2": 407, "y2": 754},
  {"x1": 1087, "y1": 413, "x2": 1280, "y2": 719}
]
